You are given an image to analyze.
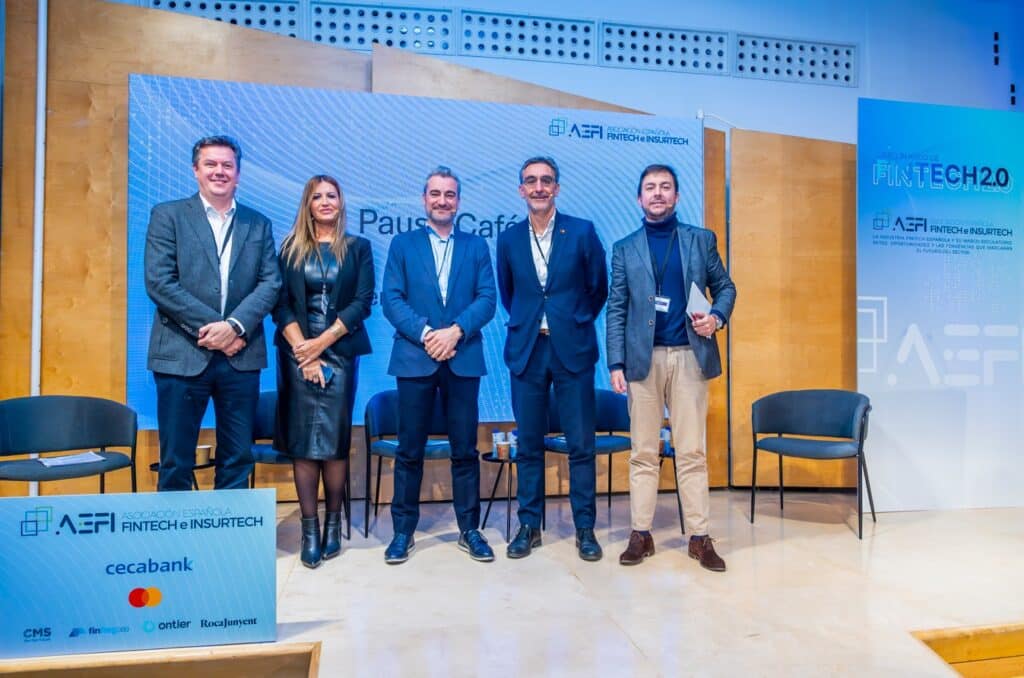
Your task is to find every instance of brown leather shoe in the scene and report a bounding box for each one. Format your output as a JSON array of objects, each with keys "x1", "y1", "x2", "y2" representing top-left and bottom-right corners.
[
  {"x1": 619, "y1": 530, "x2": 655, "y2": 565},
  {"x1": 688, "y1": 535, "x2": 726, "y2": 572}
]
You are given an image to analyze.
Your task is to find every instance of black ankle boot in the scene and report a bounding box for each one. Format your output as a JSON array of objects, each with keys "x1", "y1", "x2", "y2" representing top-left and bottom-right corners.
[
  {"x1": 300, "y1": 516, "x2": 322, "y2": 568},
  {"x1": 322, "y1": 512, "x2": 342, "y2": 560}
]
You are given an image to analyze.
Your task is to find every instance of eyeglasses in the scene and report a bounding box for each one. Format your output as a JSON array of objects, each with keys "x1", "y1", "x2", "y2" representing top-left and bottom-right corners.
[{"x1": 522, "y1": 176, "x2": 557, "y2": 187}]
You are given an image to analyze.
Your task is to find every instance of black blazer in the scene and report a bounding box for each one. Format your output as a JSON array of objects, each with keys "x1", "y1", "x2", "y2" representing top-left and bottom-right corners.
[{"x1": 272, "y1": 235, "x2": 375, "y2": 357}]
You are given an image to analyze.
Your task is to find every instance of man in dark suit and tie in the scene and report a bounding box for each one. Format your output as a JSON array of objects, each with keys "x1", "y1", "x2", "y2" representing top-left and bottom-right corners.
[
  {"x1": 381, "y1": 166, "x2": 497, "y2": 564},
  {"x1": 607, "y1": 164, "x2": 736, "y2": 572},
  {"x1": 145, "y1": 135, "x2": 281, "y2": 491},
  {"x1": 496, "y1": 157, "x2": 608, "y2": 561}
]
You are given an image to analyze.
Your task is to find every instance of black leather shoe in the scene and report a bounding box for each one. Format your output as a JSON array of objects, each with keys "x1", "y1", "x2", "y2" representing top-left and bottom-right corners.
[
  {"x1": 576, "y1": 528, "x2": 603, "y2": 562},
  {"x1": 300, "y1": 516, "x2": 322, "y2": 569},
  {"x1": 458, "y1": 529, "x2": 495, "y2": 562},
  {"x1": 506, "y1": 525, "x2": 542, "y2": 559},
  {"x1": 321, "y1": 511, "x2": 342, "y2": 560},
  {"x1": 384, "y1": 533, "x2": 415, "y2": 564}
]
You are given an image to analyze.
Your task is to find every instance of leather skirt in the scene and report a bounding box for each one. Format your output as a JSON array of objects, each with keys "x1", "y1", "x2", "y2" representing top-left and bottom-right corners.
[{"x1": 276, "y1": 347, "x2": 357, "y2": 461}]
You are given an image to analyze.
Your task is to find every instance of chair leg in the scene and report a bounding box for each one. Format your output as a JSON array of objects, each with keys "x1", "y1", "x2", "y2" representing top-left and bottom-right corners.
[
  {"x1": 364, "y1": 450, "x2": 372, "y2": 539},
  {"x1": 750, "y1": 437, "x2": 758, "y2": 523},
  {"x1": 778, "y1": 453, "x2": 784, "y2": 511},
  {"x1": 861, "y1": 452, "x2": 877, "y2": 522},
  {"x1": 131, "y1": 465, "x2": 137, "y2": 493},
  {"x1": 191, "y1": 472, "x2": 199, "y2": 491},
  {"x1": 671, "y1": 454, "x2": 685, "y2": 535},
  {"x1": 374, "y1": 456, "x2": 383, "y2": 518},
  {"x1": 607, "y1": 454, "x2": 613, "y2": 510},
  {"x1": 482, "y1": 463, "x2": 503, "y2": 529},
  {"x1": 857, "y1": 452, "x2": 864, "y2": 539},
  {"x1": 506, "y1": 462, "x2": 513, "y2": 543},
  {"x1": 100, "y1": 473, "x2": 106, "y2": 494}
]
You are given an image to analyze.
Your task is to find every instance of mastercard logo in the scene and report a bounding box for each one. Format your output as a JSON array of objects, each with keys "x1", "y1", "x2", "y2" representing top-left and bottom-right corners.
[{"x1": 128, "y1": 587, "x2": 162, "y2": 608}]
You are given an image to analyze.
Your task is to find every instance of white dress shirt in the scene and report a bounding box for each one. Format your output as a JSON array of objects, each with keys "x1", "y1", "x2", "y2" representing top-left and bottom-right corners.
[
  {"x1": 528, "y1": 211, "x2": 556, "y2": 331},
  {"x1": 199, "y1": 194, "x2": 244, "y2": 333},
  {"x1": 420, "y1": 226, "x2": 455, "y2": 343}
]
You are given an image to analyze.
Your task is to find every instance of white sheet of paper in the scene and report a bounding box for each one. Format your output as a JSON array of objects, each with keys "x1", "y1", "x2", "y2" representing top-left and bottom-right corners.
[
  {"x1": 37, "y1": 451, "x2": 105, "y2": 467},
  {"x1": 686, "y1": 281, "x2": 712, "y2": 317}
]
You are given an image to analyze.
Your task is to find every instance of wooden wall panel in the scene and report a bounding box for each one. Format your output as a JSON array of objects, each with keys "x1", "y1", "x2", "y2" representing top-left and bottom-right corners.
[
  {"x1": 704, "y1": 127, "x2": 728, "y2": 487},
  {"x1": 371, "y1": 44, "x2": 640, "y2": 112},
  {"x1": 729, "y1": 129, "x2": 857, "y2": 488},
  {"x1": 0, "y1": 1, "x2": 39, "y2": 497}
]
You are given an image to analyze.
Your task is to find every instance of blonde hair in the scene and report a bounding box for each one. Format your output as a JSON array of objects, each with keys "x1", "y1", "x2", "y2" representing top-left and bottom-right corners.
[{"x1": 280, "y1": 175, "x2": 349, "y2": 268}]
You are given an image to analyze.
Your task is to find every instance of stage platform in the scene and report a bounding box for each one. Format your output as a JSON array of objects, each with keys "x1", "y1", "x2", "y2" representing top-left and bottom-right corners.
[{"x1": 268, "y1": 490, "x2": 1024, "y2": 676}]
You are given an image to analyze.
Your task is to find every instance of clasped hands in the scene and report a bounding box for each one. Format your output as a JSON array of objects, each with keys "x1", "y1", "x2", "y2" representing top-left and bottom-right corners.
[
  {"x1": 198, "y1": 321, "x2": 245, "y2": 356},
  {"x1": 424, "y1": 324, "x2": 462, "y2": 362},
  {"x1": 294, "y1": 331, "x2": 342, "y2": 386}
]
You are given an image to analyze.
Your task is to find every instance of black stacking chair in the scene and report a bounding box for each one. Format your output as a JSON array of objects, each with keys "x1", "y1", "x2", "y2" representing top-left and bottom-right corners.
[
  {"x1": 543, "y1": 388, "x2": 633, "y2": 509},
  {"x1": 750, "y1": 389, "x2": 876, "y2": 538},
  {"x1": 0, "y1": 395, "x2": 137, "y2": 493}
]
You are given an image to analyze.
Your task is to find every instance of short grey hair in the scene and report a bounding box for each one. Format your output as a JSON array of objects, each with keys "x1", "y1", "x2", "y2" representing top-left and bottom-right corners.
[
  {"x1": 519, "y1": 156, "x2": 560, "y2": 184},
  {"x1": 422, "y1": 165, "x2": 461, "y2": 197}
]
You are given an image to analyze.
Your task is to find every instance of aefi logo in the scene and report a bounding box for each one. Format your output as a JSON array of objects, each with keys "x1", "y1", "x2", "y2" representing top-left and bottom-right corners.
[
  {"x1": 20, "y1": 507, "x2": 53, "y2": 536},
  {"x1": 547, "y1": 117, "x2": 603, "y2": 140}
]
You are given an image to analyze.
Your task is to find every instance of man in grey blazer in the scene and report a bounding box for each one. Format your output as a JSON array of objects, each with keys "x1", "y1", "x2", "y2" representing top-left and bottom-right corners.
[
  {"x1": 606, "y1": 164, "x2": 736, "y2": 571},
  {"x1": 145, "y1": 135, "x2": 281, "y2": 491}
]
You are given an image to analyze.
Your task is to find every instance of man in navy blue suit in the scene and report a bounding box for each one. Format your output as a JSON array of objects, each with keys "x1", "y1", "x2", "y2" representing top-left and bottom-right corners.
[
  {"x1": 381, "y1": 166, "x2": 497, "y2": 564},
  {"x1": 496, "y1": 157, "x2": 608, "y2": 561}
]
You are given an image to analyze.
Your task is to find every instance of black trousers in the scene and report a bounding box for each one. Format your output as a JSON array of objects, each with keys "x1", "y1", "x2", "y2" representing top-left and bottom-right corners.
[{"x1": 154, "y1": 353, "x2": 259, "y2": 491}]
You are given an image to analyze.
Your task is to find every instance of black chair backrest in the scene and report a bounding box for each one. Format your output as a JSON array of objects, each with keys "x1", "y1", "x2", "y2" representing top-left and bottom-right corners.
[
  {"x1": 0, "y1": 395, "x2": 137, "y2": 456},
  {"x1": 364, "y1": 390, "x2": 448, "y2": 440},
  {"x1": 253, "y1": 391, "x2": 278, "y2": 441},
  {"x1": 594, "y1": 389, "x2": 630, "y2": 433},
  {"x1": 751, "y1": 389, "x2": 869, "y2": 440},
  {"x1": 544, "y1": 388, "x2": 628, "y2": 434}
]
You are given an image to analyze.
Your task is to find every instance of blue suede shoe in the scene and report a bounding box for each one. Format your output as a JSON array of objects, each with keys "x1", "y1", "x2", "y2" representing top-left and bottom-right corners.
[{"x1": 384, "y1": 533, "x2": 415, "y2": 564}]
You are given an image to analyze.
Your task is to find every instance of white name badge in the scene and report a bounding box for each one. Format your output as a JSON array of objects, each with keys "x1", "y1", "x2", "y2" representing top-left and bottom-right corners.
[{"x1": 654, "y1": 295, "x2": 672, "y2": 313}]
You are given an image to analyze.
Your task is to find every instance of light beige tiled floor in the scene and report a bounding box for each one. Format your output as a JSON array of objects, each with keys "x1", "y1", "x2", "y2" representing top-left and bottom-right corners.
[{"x1": 274, "y1": 491, "x2": 1024, "y2": 677}]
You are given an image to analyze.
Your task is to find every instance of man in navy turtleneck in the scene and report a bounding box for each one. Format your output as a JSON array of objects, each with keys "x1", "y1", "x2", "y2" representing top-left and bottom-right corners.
[{"x1": 606, "y1": 164, "x2": 736, "y2": 572}]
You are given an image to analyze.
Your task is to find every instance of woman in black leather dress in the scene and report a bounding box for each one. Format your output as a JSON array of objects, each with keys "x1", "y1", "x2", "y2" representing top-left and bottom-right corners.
[{"x1": 273, "y1": 175, "x2": 374, "y2": 568}]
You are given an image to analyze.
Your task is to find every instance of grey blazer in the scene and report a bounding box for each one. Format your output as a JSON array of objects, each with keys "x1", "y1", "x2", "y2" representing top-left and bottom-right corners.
[
  {"x1": 606, "y1": 222, "x2": 736, "y2": 381},
  {"x1": 144, "y1": 193, "x2": 282, "y2": 376}
]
